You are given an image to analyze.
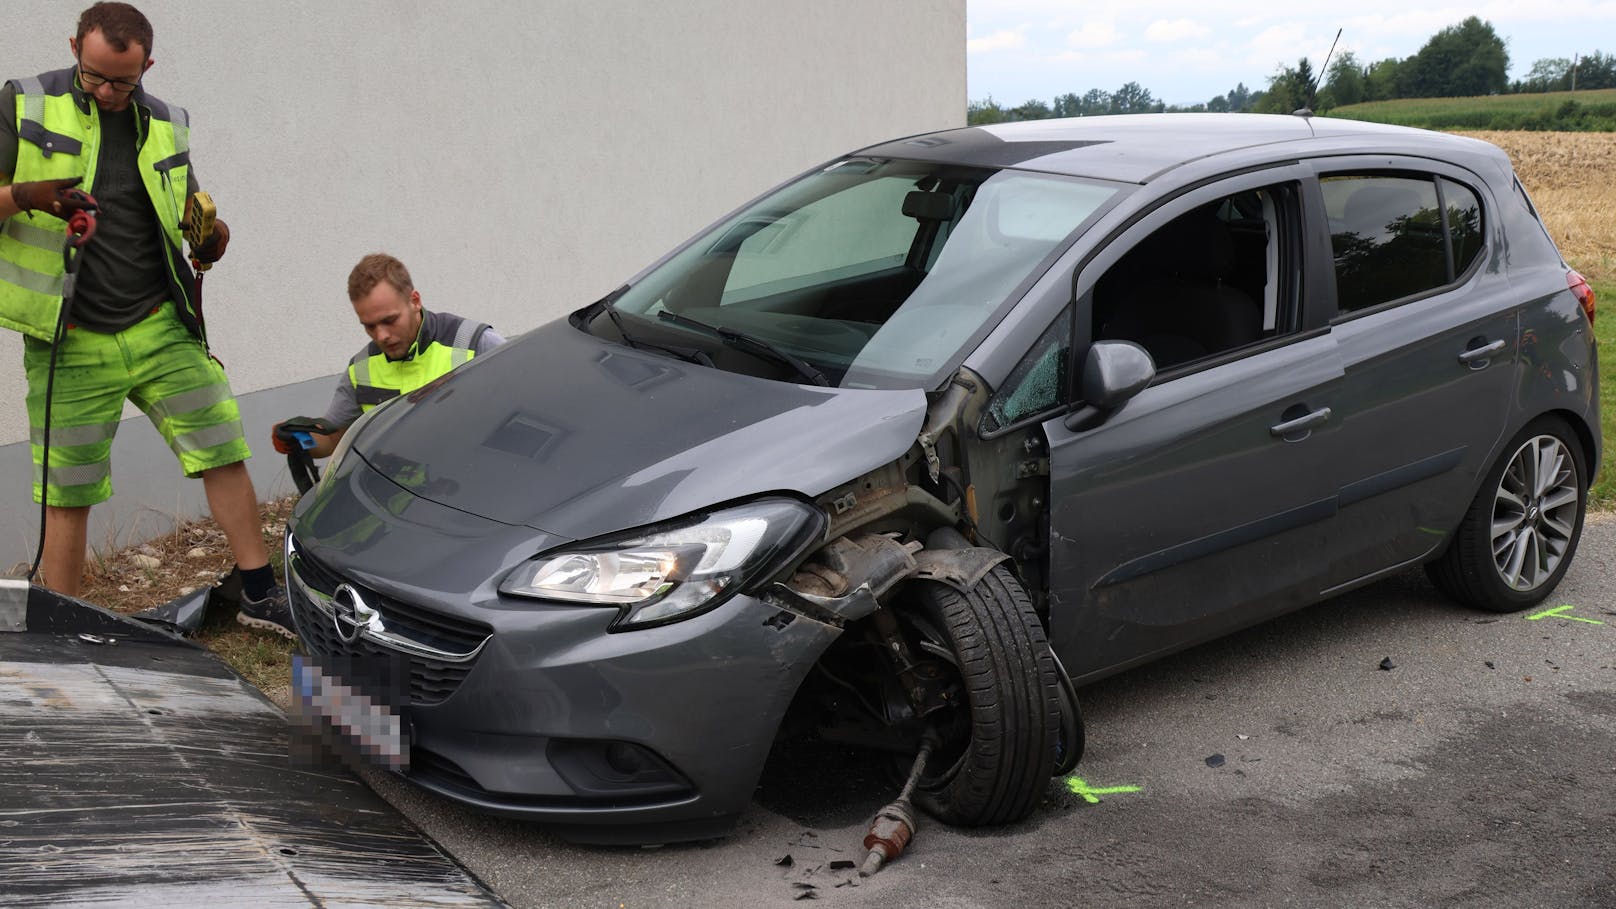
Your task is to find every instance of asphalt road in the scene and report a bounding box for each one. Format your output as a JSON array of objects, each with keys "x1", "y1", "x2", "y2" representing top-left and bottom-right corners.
[{"x1": 365, "y1": 513, "x2": 1616, "y2": 909}]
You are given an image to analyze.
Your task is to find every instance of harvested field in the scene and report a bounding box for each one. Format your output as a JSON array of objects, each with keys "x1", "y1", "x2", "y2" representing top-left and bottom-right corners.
[{"x1": 1456, "y1": 130, "x2": 1616, "y2": 282}]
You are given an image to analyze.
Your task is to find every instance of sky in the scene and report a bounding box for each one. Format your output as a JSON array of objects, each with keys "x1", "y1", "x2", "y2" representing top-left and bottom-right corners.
[{"x1": 967, "y1": 1, "x2": 1616, "y2": 108}]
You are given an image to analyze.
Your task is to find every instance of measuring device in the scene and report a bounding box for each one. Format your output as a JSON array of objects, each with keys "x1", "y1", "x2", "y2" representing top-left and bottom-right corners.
[{"x1": 183, "y1": 190, "x2": 217, "y2": 271}]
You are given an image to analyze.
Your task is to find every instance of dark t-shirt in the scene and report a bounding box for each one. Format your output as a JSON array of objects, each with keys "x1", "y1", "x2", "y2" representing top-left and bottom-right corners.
[{"x1": 2, "y1": 83, "x2": 196, "y2": 332}]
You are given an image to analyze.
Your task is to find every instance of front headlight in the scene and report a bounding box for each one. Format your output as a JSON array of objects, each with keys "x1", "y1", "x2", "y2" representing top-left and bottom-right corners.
[{"x1": 499, "y1": 498, "x2": 826, "y2": 630}]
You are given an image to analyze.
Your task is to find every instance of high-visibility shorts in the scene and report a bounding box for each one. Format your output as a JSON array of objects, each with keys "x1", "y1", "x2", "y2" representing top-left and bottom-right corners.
[{"x1": 22, "y1": 302, "x2": 252, "y2": 507}]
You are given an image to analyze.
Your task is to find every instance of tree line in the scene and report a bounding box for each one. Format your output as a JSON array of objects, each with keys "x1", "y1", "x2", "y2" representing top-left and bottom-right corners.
[{"x1": 969, "y1": 17, "x2": 1611, "y2": 125}]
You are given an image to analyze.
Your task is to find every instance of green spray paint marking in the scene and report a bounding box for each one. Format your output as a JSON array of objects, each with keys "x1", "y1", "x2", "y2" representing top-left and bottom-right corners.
[
  {"x1": 1065, "y1": 776, "x2": 1142, "y2": 804},
  {"x1": 1525, "y1": 604, "x2": 1604, "y2": 625}
]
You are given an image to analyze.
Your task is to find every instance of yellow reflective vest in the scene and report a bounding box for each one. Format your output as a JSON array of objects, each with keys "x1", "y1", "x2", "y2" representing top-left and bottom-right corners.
[
  {"x1": 348, "y1": 310, "x2": 491, "y2": 412},
  {"x1": 0, "y1": 68, "x2": 199, "y2": 341}
]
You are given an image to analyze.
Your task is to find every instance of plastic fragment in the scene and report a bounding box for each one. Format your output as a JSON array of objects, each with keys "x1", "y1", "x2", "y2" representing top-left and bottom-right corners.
[
  {"x1": 775, "y1": 854, "x2": 793, "y2": 868},
  {"x1": 1205, "y1": 753, "x2": 1225, "y2": 768},
  {"x1": 1485, "y1": 661, "x2": 1495, "y2": 669},
  {"x1": 1379, "y1": 657, "x2": 1396, "y2": 671},
  {"x1": 829, "y1": 860, "x2": 855, "y2": 871}
]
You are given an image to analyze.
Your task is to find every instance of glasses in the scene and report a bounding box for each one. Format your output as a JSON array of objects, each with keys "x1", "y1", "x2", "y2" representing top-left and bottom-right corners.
[{"x1": 77, "y1": 60, "x2": 141, "y2": 94}]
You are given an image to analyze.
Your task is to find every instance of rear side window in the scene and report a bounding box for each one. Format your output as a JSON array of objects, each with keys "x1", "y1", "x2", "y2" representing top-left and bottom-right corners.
[{"x1": 1321, "y1": 174, "x2": 1485, "y2": 314}]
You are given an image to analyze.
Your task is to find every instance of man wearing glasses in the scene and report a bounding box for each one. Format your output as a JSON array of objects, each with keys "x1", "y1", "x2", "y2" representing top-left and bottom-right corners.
[{"x1": 1, "y1": 3, "x2": 295, "y2": 639}]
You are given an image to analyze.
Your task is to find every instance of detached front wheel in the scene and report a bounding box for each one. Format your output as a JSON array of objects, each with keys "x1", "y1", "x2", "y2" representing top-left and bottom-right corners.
[
  {"x1": 904, "y1": 564, "x2": 1061, "y2": 826},
  {"x1": 1427, "y1": 417, "x2": 1588, "y2": 612}
]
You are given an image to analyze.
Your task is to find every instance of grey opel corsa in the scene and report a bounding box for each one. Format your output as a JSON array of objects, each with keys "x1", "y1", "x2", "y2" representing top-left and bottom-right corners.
[{"x1": 287, "y1": 114, "x2": 1600, "y2": 844}]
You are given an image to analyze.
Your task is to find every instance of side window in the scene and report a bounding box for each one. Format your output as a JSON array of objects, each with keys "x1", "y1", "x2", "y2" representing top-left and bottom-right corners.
[
  {"x1": 1442, "y1": 178, "x2": 1484, "y2": 277},
  {"x1": 983, "y1": 307, "x2": 1071, "y2": 432},
  {"x1": 1091, "y1": 184, "x2": 1295, "y2": 371},
  {"x1": 1320, "y1": 173, "x2": 1484, "y2": 314}
]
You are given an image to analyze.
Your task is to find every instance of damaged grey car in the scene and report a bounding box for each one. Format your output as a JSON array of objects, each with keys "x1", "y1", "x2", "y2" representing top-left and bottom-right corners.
[{"x1": 286, "y1": 114, "x2": 1600, "y2": 844}]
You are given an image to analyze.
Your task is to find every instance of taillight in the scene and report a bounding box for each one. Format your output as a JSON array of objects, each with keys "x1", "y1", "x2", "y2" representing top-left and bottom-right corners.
[{"x1": 1568, "y1": 270, "x2": 1595, "y2": 324}]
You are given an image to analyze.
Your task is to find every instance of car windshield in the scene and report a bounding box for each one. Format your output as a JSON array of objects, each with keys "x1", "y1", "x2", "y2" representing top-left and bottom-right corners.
[{"x1": 590, "y1": 158, "x2": 1122, "y2": 389}]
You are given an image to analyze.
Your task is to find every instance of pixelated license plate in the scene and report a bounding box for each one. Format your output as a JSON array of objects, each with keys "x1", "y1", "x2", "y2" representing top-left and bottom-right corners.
[{"x1": 290, "y1": 653, "x2": 410, "y2": 771}]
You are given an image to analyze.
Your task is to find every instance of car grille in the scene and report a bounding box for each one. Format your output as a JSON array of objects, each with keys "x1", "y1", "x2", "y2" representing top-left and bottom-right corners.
[{"x1": 286, "y1": 542, "x2": 492, "y2": 707}]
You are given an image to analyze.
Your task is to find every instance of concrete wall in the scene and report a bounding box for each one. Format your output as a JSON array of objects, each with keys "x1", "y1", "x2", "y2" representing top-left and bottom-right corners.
[{"x1": 1, "y1": 0, "x2": 965, "y2": 569}]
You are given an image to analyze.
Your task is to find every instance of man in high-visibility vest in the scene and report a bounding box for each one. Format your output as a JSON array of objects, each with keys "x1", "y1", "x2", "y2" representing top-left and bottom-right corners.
[
  {"x1": 1, "y1": 3, "x2": 291, "y2": 638},
  {"x1": 272, "y1": 253, "x2": 504, "y2": 458}
]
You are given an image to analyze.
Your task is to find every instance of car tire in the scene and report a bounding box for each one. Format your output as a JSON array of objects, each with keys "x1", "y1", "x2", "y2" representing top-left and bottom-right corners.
[
  {"x1": 906, "y1": 564, "x2": 1061, "y2": 826},
  {"x1": 1426, "y1": 416, "x2": 1588, "y2": 613}
]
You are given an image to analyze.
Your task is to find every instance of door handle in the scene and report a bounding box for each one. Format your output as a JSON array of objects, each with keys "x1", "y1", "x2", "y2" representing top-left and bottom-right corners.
[
  {"x1": 1458, "y1": 339, "x2": 1506, "y2": 365},
  {"x1": 1270, "y1": 406, "x2": 1332, "y2": 438}
]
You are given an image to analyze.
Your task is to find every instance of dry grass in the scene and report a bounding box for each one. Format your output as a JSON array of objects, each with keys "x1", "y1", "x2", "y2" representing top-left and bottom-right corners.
[
  {"x1": 78, "y1": 496, "x2": 300, "y2": 703},
  {"x1": 1455, "y1": 130, "x2": 1616, "y2": 282}
]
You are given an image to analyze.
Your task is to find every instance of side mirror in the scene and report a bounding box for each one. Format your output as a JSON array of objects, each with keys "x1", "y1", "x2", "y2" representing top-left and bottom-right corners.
[{"x1": 1064, "y1": 340, "x2": 1155, "y2": 431}]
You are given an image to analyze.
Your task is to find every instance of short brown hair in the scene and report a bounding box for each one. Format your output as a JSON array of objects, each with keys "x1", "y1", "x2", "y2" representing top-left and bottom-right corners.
[
  {"x1": 348, "y1": 253, "x2": 414, "y2": 301},
  {"x1": 77, "y1": 3, "x2": 154, "y2": 57}
]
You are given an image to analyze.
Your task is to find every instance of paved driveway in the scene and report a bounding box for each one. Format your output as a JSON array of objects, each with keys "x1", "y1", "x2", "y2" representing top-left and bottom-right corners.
[{"x1": 367, "y1": 514, "x2": 1616, "y2": 909}]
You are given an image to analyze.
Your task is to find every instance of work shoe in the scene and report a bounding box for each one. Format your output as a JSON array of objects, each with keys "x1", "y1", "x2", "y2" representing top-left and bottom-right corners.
[{"x1": 238, "y1": 585, "x2": 298, "y2": 640}]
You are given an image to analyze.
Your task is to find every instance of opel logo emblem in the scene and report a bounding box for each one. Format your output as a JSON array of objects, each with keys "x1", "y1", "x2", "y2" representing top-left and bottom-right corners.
[{"x1": 331, "y1": 583, "x2": 380, "y2": 645}]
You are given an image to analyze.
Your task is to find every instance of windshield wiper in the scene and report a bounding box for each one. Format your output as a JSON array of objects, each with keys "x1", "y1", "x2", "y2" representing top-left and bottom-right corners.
[
  {"x1": 656, "y1": 309, "x2": 830, "y2": 386},
  {"x1": 595, "y1": 289, "x2": 715, "y2": 368}
]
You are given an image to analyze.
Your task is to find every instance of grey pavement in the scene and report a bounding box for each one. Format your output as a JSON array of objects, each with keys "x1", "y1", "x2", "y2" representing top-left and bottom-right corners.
[{"x1": 364, "y1": 513, "x2": 1616, "y2": 909}]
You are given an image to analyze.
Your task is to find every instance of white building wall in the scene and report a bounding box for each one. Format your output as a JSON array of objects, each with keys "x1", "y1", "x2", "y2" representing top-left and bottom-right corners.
[{"x1": 1, "y1": 0, "x2": 964, "y2": 567}]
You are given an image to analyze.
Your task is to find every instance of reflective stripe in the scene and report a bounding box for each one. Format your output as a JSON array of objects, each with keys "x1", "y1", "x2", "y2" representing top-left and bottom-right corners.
[
  {"x1": 18, "y1": 77, "x2": 44, "y2": 124},
  {"x1": 449, "y1": 319, "x2": 482, "y2": 366},
  {"x1": 31, "y1": 421, "x2": 118, "y2": 448},
  {"x1": 148, "y1": 383, "x2": 233, "y2": 422},
  {"x1": 170, "y1": 104, "x2": 190, "y2": 157},
  {"x1": 34, "y1": 460, "x2": 110, "y2": 488},
  {"x1": 2, "y1": 217, "x2": 68, "y2": 253},
  {"x1": 169, "y1": 420, "x2": 243, "y2": 454},
  {"x1": 0, "y1": 257, "x2": 65, "y2": 296},
  {"x1": 352, "y1": 357, "x2": 371, "y2": 387}
]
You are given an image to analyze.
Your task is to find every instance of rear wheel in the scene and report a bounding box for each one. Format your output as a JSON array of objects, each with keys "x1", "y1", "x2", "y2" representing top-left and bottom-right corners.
[
  {"x1": 904, "y1": 564, "x2": 1061, "y2": 825},
  {"x1": 1426, "y1": 417, "x2": 1587, "y2": 612}
]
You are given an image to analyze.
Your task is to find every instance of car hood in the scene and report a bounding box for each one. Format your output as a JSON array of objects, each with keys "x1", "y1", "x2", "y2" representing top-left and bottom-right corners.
[{"x1": 351, "y1": 319, "x2": 928, "y2": 540}]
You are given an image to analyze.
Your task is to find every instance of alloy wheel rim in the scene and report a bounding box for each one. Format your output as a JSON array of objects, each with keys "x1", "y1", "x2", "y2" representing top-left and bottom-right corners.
[{"x1": 1490, "y1": 434, "x2": 1579, "y2": 591}]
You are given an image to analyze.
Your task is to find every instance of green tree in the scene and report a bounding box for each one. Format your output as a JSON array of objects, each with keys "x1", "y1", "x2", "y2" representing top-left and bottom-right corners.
[
  {"x1": 1010, "y1": 99, "x2": 1053, "y2": 121},
  {"x1": 1364, "y1": 57, "x2": 1403, "y2": 101},
  {"x1": 1110, "y1": 82, "x2": 1157, "y2": 113},
  {"x1": 1256, "y1": 59, "x2": 1315, "y2": 113},
  {"x1": 967, "y1": 97, "x2": 1007, "y2": 125},
  {"x1": 1400, "y1": 16, "x2": 1508, "y2": 97},
  {"x1": 1572, "y1": 51, "x2": 1616, "y2": 90},
  {"x1": 1321, "y1": 51, "x2": 1366, "y2": 108},
  {"x1": 1225, "y1": 82, "x2": 1253, "y2": 111},
  {"x1": 1516, "y1": 57, "x2": 1573, "y2": 92}
]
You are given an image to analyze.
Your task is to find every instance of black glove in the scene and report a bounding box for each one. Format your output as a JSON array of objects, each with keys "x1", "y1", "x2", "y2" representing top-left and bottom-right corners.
[
  {"x1": 192, "y1": 218, "x2": 230, "y2": 264},
  {"x1": 272, "y1": 416, "x2": 338, "y2": 454},
  {"x1": 10, "y1": 178, "x2": 99, "y2": 216}
]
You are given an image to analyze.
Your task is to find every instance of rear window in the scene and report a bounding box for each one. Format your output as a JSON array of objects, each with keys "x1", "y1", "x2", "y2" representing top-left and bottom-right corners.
[{"x1": 1321, "y1": 173, "x2": 1485, "y2": 314}]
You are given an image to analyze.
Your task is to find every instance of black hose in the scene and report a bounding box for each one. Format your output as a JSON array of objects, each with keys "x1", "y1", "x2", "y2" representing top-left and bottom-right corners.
[{"x1": 28, "y1": 283, "x2": 74, "y2": 582}]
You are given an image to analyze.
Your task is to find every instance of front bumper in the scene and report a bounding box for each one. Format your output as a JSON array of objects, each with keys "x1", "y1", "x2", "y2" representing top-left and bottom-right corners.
[{"x1": 287, "y1": 453, "x2": 842, "y2": 844}]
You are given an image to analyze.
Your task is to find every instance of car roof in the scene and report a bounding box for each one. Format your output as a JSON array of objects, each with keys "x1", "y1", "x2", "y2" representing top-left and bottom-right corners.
[{"x1": 856, "y1": 113, "x2": 1507, "y2": 185}]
